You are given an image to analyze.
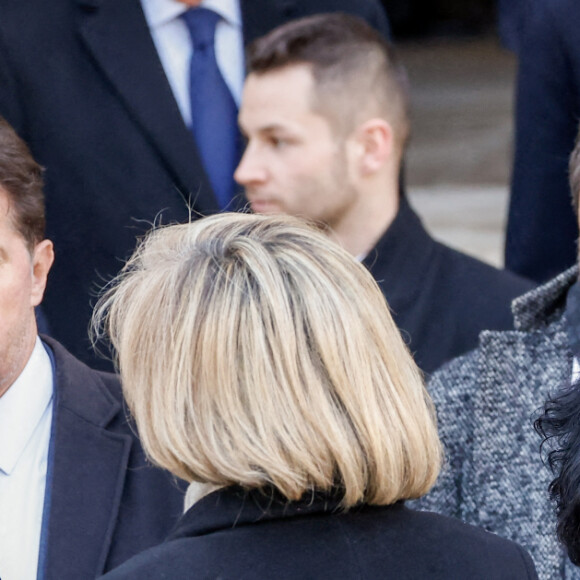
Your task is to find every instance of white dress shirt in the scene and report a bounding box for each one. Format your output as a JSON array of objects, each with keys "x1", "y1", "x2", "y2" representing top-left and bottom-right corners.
[
  {"x1": 0, "y1": 338, "x2": 53, "y2": 580},
  {"x1": 140, "y1": 0, "x2": 244, "y2": 127}
]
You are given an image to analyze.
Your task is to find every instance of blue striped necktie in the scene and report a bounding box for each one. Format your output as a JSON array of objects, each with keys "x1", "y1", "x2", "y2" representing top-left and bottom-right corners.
[{"x1": 182, "y1": 7, "x2": 238, "y2": 210}]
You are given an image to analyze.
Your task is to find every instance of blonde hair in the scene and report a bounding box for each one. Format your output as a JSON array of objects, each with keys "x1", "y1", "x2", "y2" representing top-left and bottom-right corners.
[{"x1": 93, "y1": 213, "x2": 441, "y2": 507}]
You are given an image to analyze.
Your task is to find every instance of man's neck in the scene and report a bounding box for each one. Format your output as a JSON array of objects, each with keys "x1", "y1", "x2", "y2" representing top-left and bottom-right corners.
[
  {"x1": 0, "y1": 329, "x2": 38, "y2": 398},
  {"x1": 330, "y1": 178, "x2": 399, "y2": 258}
]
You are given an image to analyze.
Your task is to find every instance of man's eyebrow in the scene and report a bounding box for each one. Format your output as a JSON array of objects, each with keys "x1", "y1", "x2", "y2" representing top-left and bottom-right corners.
[
  {"x1": 258, "y1": 124, "x2": 289, "y2": 133},
  {"x1": 239, "y1": 122, "x2": 296, "y2": 138}
]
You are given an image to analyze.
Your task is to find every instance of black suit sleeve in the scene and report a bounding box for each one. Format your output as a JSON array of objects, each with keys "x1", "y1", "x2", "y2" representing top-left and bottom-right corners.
[{"x1": 505, "y1": 0, "x2": 579, "y2": 283}]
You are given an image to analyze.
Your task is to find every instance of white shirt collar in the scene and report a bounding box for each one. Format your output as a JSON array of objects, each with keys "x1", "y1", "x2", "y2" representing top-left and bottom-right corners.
[
  {"x1": 141, "y1": 0, "x2": 241, "y2": 29},
  {"x1": 184, "y1": 481, "x2": 222, "y2": 512},
  {"x1": 0, "y1": 338, "x2": 53, "y2": 475}
]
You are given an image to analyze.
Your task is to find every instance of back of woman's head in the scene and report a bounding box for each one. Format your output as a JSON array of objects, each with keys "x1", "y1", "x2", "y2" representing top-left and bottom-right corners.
[{"x1": 94, "y1": 213, "x2": 441, "y2": 507}]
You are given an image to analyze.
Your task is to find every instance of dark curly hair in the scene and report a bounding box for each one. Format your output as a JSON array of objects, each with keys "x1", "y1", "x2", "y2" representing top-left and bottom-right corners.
[{"x1": 535, "y1": 379, "x2": 580, "y2": 566}]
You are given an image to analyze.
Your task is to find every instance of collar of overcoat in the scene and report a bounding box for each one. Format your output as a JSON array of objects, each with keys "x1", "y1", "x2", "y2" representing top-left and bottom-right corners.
[{"x1": 40, "y1": 336, "x2": 133, "y2": 580}]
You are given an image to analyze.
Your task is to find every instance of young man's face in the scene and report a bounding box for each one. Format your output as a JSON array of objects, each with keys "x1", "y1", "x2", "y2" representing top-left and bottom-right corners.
[
  {"x1": 235, "y1": 65, "x2": 359, "y2": 229},
  {"x1": 0, "y1": 187, "x2": 52, "y2": 396}
]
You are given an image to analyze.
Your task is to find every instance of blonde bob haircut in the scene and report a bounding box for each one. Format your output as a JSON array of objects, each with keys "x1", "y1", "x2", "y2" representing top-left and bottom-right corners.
[{"x1": 93, "y1": 213, "x2": 442, "y2": 508}]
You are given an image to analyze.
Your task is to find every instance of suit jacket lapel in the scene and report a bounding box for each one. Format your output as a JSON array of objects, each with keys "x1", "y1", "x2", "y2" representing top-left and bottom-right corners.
[
  {"x1": 75, "y1": 0, "x2": 218, "y2": 214},
  {"x1": 43, "y1": 344, "x2": 132, "y2": 580}
]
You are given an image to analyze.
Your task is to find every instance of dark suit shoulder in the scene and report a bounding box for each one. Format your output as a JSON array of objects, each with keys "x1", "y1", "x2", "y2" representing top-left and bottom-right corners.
[
  {"x1": 431, "y1": 240, "x2": 535, "y2": 327},
  {"x1": 434, "y1": 240, "x2": 535, "y2": 298},
  {"x1": 364, "y1": 200, "x2": 534, "y2": 373},
  {"x1": 400, "y1": 509, "x2": 538, "y2": 579},
  {"x1": 399, "y1": 236, "x2": 534, "y2": 372}
]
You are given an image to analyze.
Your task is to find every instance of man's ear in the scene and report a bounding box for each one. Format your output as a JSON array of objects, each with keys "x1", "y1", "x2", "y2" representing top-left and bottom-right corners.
[
  {"x1": 30, "y1": 239, "x2": 54, "y2": 307},
  {"x1": 352, "y1": 118, "x2": 394, "y2": 176}
]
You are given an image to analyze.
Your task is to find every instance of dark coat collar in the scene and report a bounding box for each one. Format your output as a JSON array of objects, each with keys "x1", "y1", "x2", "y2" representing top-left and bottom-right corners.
[
  {"x1": 41, "y1": 337, "x2": 134, "y2": 579},
  {"x1": 363, "y1": 197, "x2": 437, "y2": 311},
  {"x1": 43, "y1": 336, "x2": 121, "y2": 426},
  {"x1": 170, "y1": 486, "x2": 404, "y2": 540}
]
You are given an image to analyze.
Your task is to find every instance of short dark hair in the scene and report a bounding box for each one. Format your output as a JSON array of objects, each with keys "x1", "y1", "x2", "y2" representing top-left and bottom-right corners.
[
  {"x1": 247, "y1": 13, "x2": 410, "y2": 147},
  {"x1": 0, "y1": 116, "x2": 45, "y2": 250}
]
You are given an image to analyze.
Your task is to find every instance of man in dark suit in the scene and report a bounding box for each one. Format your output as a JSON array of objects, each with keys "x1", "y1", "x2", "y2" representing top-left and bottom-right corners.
[
  {"x1": 0, "y1": 0, "x2": 389, "y2": 371},
  {"x1": 0, "y1": 116, "x2": 183, "y2": 580},
  {"x1": 505, "y1": 0, "x2": 579, "y2": 283},
  {"x1": 235, "y1": 13, "x2": 534, "y2": 375}
]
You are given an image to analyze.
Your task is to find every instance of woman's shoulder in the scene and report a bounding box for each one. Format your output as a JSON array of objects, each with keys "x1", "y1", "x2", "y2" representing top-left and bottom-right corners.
[
  {"x1": 388, "y1": 505, "x2": 538, "y2": 579},
  {"x1": 99, "y1": 502, "x2": 537, "y2": 580}
]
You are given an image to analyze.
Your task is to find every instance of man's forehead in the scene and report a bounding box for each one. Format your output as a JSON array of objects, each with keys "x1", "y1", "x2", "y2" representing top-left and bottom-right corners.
[
  {"x1": 245, "y1": 66, "x2": 315, "y2": 107},
  {"x1": 241, "y1": 67, "x2": 328, "y2": 133}
]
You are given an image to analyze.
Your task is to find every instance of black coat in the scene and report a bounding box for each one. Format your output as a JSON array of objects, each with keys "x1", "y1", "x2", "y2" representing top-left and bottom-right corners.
[
  {"x1": 41, "y1": 337, "x2": 184, "y2": 580},
  {"x1": 364, "y1": 199, "x2": 535, "y2": 374},
  {"x1": 100, "y1": 486, "x2": 538, "y2": 580},
  {"x1": 0, "y1": 0, "x2": 389, "y2": 371},
  {"x1": 505, "y1": 0, "x2": 580, "y2": 283}
]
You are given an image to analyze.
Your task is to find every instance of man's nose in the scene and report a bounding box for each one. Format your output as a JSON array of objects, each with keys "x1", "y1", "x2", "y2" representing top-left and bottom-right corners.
[{"x1": 234, "y1": 145, "x2": 267, "y2": 186}]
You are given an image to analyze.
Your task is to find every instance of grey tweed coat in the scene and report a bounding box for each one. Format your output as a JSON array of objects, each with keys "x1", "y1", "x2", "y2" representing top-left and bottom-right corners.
[{"x1": 416, "y1": 267, "x2": 579, "y2": 580}]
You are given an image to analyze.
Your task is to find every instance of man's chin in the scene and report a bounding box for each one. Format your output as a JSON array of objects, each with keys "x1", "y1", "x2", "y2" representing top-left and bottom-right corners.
[{"x1": 249, "y1": 199, "x2": 282, "y2": 214}]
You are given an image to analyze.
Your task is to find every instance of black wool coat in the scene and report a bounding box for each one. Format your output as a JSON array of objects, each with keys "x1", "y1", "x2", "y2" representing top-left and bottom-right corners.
[
  {"x1": 364, "y1": 199, "x2": 535, "y2": 374},
  {"x1": 100, "y1": 486, "x2": 538, "y2": 580}
]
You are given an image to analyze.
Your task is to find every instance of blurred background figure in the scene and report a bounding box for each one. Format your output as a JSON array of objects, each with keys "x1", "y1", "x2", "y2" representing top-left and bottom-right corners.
[
  {"x1": 505, "y1": 0, "x2": 580, "y2": 283},
  {"x1": 381, "y1": 0, "x2": 494, "y2": 38},
  {"x1": 0, "y1": 0, "x2": 389, "y2": 371},
  {"x1": 95, "y1": 213, "x2": 537, "y2": 580},
  {"x1": 496, "y1": 0, "x2": 529, "y2": 52},
  {"x1": 236, "y1": 14, "x2": 533, "y2": 374}
]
